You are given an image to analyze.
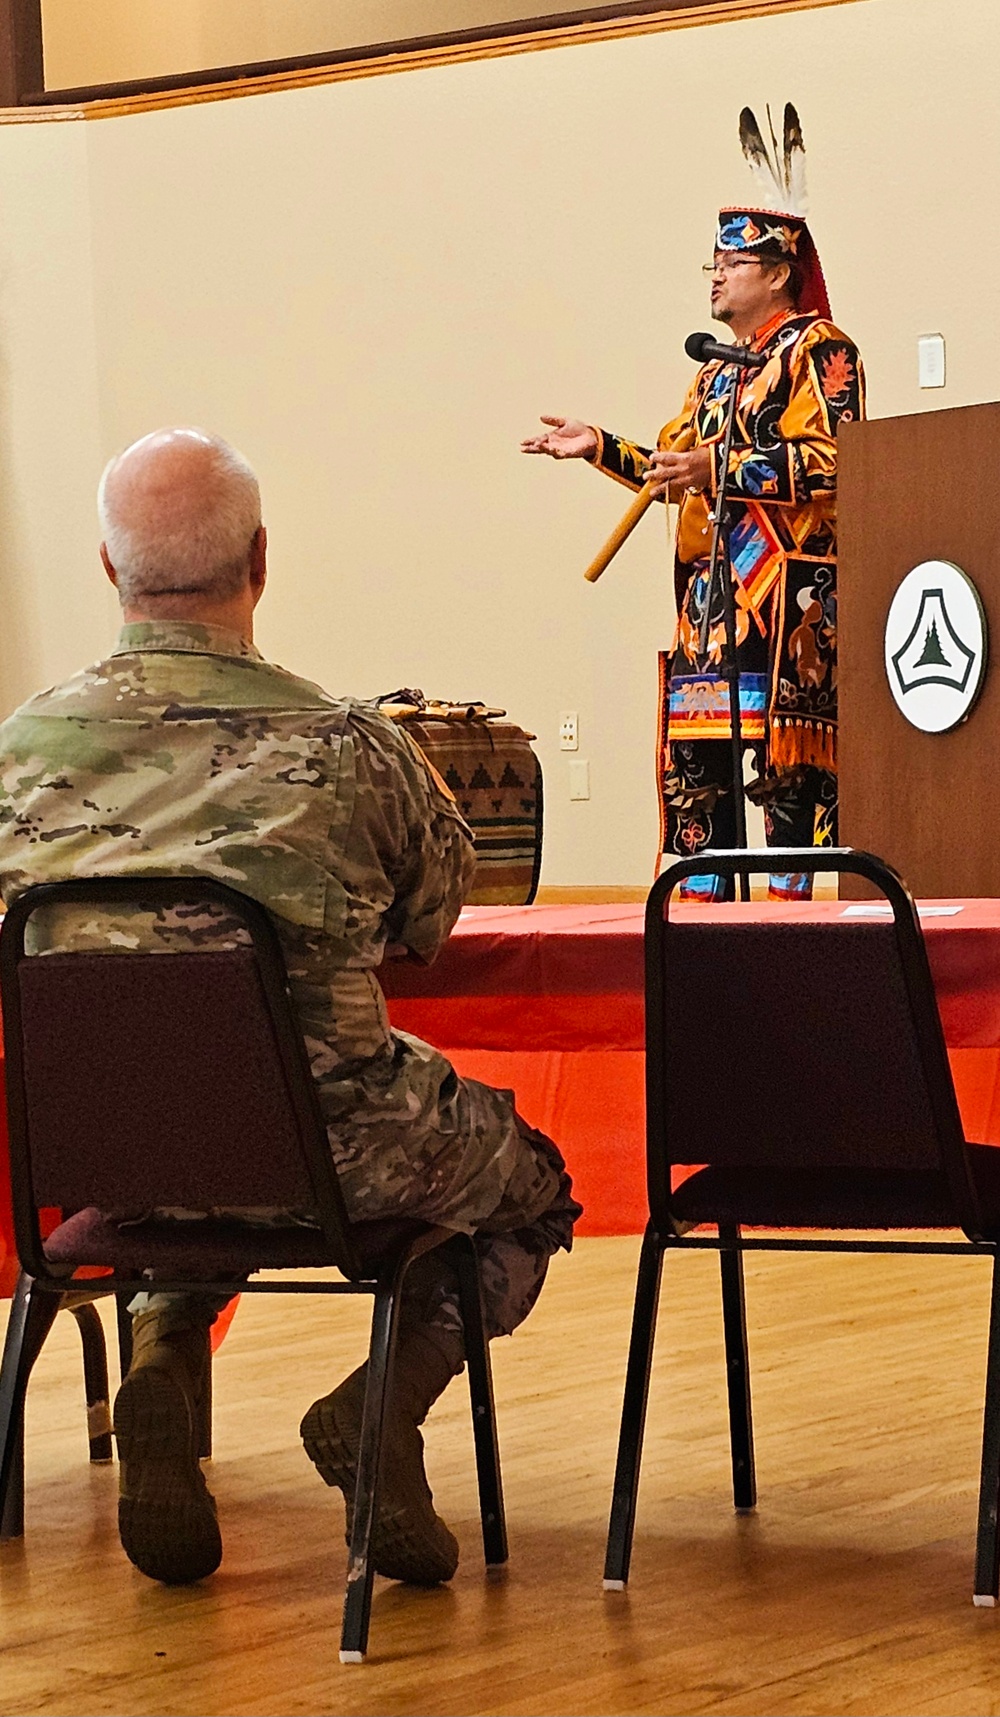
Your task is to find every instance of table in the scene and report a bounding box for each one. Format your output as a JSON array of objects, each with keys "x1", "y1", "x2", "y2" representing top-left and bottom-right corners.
[{"x1": 382, "y1": 900, "x2": 1000, "y2": 1237}]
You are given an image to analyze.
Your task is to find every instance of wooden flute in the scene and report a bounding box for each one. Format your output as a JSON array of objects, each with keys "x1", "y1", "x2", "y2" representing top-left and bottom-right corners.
[{"x1": 583, "y1": 481, "x2": 656, "y2": 584}]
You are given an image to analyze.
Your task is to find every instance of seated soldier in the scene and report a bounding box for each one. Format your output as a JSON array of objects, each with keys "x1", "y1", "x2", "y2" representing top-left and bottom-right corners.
[{"x1": 0, "y1": 428, "x2": 580, "y2": 1588}]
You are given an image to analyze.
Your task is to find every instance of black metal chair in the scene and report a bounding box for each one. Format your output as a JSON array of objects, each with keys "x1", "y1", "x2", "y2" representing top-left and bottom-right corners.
[
  {"x1": 0, "y1": 877, "x2": 507, "y2": 1662},
  {"x1": 604, "y1": 846, "x2": 1000, "y2": 1605}
]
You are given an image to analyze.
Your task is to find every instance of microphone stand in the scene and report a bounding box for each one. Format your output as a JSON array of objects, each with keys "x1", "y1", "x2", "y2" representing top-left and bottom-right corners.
[{"x1": 696, "y1": 351, "x2": 757, "y2": 903}]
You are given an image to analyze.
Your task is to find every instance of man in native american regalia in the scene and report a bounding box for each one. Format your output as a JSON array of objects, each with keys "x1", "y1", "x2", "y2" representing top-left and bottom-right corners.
[{"x1": 523, "y1": 106, "x2": 865, "y2": 900}]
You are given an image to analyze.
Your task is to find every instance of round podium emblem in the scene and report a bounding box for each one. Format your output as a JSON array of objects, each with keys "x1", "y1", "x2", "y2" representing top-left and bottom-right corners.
[{"x1": 884, "y1": 559, "x2": 987, "y2": 733}]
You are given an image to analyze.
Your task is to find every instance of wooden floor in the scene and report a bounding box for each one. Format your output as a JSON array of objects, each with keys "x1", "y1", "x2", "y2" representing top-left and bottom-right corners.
[{"x1": 3, "y1": 1236, "x2": 1000, "y2": 1717}]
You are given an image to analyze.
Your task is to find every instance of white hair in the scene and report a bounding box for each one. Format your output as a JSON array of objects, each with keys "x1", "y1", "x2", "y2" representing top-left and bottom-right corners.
[{"x1": 98, "y1": 429, "x2": 262, "y2": 607}]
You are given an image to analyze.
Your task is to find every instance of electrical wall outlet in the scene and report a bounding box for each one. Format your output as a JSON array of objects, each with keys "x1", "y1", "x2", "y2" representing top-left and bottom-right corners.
[
  {"x1": 559, "y1": 711, "x2": 579, "y2": 751},
  {"x1": 569, "y1": 759, "x2": 590, "y2": 800}
]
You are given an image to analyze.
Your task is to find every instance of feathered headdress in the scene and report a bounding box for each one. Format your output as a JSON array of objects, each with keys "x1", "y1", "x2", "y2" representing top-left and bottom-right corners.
[
  {"x1": 738, "y1": 103, "x2": 808, "y2": 218},
  {"x1": 715, "y1": 101, "x2": 831, "y2": 320}
]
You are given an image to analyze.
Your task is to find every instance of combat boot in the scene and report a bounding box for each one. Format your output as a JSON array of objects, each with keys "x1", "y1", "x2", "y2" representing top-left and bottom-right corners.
[
  {"x1": 114, "y1": 1306, "x2": 221, "y2": 1585},
  {"x1": 300, "y1": 1326, "x2": 463, "y2": 1585}
]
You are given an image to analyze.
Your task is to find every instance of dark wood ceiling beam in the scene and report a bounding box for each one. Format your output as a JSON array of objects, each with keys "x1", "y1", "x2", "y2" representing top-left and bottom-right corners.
[{"x1": 0, "y1": 0, "x2": 41, "y2": 107}]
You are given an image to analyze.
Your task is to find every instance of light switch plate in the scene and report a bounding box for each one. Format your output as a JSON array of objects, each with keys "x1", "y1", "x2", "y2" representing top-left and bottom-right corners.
[
  {"x1": 918, "y1": 333, "x2": 946, "y2": 389},
  {"x1": 569, "y1": 759, "x2": 590, "y2": 800}
]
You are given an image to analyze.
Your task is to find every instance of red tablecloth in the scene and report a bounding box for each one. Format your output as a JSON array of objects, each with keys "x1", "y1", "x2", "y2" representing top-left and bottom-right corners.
[{"x1": 382, "y1": 900, "x2": 1000, "y2": 1237}]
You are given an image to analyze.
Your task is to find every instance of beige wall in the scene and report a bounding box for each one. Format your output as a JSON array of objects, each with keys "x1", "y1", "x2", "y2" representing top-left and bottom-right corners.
[
  {"x1": 0, "y1": 123, "x2": 116, "y2": 697},
  {"x1": 40, "y1": 1, "x2": 621, "y2": 87},
  {"x1": 1, "y1": 0, "x2": 998, "y2": 884}
]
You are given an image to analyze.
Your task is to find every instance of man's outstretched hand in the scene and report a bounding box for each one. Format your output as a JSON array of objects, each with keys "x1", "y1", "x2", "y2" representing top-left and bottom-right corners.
[{"x1": 520, "y1": 416, "x2": 598, "y2": 461}]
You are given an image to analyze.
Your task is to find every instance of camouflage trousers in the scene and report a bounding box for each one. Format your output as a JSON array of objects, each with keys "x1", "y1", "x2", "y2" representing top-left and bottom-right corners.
[
  {"x1": 136, "y1": 1031, "x2": 581, "y2": 1355},
  {"x1": 390, "y1": 1116, "x2": 581, "y2": 1351},
  {"x1": 308, "y1": 1026, "x2": 581, "y2": 1348}
]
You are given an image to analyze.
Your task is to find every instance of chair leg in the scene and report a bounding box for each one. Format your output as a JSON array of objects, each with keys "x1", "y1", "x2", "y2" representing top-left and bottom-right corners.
[
  {"x1": 68, "y1": 1303, "x2": 113, "y2": 1464},
  {"x1": 0, "y1": 1274, "x2": 60, "y2": 1539},
  {"x1": 603, "y1": 1224, "x2": 664, "y2": 1589},
  {"x1": 197, "y1": 1348, "x2": 213, "y2": 1461},
  {"x1": 115, "y1": 1293, "x2": 133, "y2": 1385},
  {"x1": 974, "y1": 1251, "x2": 1000, "y2": 1604},
  {"x1": 450, "y1": 1234, "x2": 508, "y2": 1569},
  {"x1": 339, "y1": 1268, "x2": 404, "y2": 1664},
  {"x1": 719, "y1": 1224, "x2": 756, "y2": 1513}
]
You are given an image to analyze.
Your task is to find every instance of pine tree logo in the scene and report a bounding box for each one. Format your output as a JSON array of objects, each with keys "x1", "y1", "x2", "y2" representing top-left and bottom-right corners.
[
  {"x1": 914, "y1": 617, "x2": 950, "y2": 669},
  {"x1": 891, "y1": 587, "x2": 976, "y2": 697}
]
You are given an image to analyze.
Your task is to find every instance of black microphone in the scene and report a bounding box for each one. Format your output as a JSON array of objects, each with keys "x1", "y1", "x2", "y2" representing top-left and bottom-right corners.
[{"x1": 684, "y1": 331, "x2": 767, "y2": 370}]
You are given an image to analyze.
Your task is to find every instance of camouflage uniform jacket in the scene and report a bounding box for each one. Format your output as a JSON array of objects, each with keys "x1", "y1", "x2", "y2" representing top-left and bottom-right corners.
[{"x1": 0, "y1": 623, "x2": 547, "y2": 1230}]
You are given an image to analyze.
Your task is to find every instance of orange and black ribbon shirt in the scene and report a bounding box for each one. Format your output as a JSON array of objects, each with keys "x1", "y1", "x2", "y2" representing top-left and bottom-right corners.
[{"x1": 591, "y1": 307, "x2": 866, "y2": 778}]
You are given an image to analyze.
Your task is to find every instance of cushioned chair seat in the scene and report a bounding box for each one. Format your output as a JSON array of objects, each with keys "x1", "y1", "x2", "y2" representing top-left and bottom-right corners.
[
  {"x1": 44, "y1": 1208, "x2": 424, "y2": 1280},
  {"x1": 671, "y1": 1145, "x2": 1000, "y2": 1232}
]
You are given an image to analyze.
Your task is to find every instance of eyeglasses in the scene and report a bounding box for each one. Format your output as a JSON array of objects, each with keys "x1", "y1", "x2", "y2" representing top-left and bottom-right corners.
[{"x1": 702, "y1": 257, "x2": 767, "y2": 276}]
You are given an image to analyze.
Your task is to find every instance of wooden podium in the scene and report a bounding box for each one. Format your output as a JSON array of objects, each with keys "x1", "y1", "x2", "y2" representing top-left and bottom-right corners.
[{"x1": 838, "y1": 401, "x2": 1000, "y2": 898}]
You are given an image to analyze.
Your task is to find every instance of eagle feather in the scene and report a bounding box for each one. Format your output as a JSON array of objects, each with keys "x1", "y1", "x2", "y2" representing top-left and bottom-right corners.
[
  {"x1": 782, "y1": 102, "x2": 808, "y2": 216},
  {"x1": 738, "y1": 106, "x2": 784, "y2": 208}
]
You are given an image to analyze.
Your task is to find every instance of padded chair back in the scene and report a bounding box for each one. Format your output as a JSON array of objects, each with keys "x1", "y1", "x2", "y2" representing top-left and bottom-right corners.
[
  {"x1": 0, "y1": 877, "x2": 360, "y2": 1276},
  {"x1": 645, "y1": 848, "x2": 981, "y2": 1234}
]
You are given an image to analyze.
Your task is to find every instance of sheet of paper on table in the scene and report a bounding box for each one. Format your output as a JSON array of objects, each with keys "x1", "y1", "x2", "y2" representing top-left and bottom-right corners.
[{"x1": 841, "y1": 904, "x2": 964, "y2": 918}]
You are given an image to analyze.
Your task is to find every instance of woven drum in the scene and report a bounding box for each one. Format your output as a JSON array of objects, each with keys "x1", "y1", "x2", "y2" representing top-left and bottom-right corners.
[{"x1": 401, "y1": 718, "x2": 542, "y2": 905}]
